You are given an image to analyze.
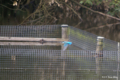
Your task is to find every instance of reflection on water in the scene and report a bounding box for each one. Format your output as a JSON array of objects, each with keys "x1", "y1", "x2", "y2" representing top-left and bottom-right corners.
[
  {"x1": 87, "y1": 26, "x2": 120, "y2": 42},
  {"x1": 0, "y1": 48, "x2": 120, "y2": 80}
]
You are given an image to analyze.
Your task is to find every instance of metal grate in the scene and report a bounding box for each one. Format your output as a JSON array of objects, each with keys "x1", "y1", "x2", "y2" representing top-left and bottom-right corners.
[
  {"x1": 69, "y1": 26, "x2": 118, "y2": 51},
  {"x1": 0, "y1": 25, "x2": 120, "y2": 80},
  {"x1": 69, "y1": 26, "x2": 97, "y2": 50},
  {"x1": 0, "y1": 25, "x2": 61, "y2": 38},
  {"x1": 103, "y1": 38, "x2": 118, "y2": 51},
  {"x1": 0, "y1": 25, "x2": 119, "y2": 50},
  {"x1": 0, "y1": 47, "x2": 119, "y2": 80}
]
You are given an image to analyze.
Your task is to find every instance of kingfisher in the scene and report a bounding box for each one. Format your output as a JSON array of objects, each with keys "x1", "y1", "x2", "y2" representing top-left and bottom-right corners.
[{"x1": 62, "y1": 41, "x2": 72, "y2": 51}]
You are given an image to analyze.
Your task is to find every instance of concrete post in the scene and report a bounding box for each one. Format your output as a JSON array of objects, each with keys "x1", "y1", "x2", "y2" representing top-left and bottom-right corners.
[{"x1": 96, "y1": 36, "x2": 104, "y2": 57}]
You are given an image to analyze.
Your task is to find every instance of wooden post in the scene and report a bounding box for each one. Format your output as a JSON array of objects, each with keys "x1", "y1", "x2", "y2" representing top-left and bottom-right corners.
[
  {"x1": 117, "y1": 42, "x2": 120, "y2": 80},
  {"x1": 96, "y1": 36, "x2": 104, "y2": 57},
  {"x1": 118, "y1": 42, "x2": 120, "y2": 62},
  {"x1": 61, "y1": 24, "x2": 68, "y2": 57},
  {"x1": 96, "y1": 57, "x2": 101, "y2": 76},
  {"x1": 61, "y1": 24, "x2": 68, "y2": 39},
  {"x1": 95, "y1": 36, "x2": 104, "y2": 75},
  {"x1": 41, "y1": 70, "x2": 44, "y2": 80},
  {"x1": 62, "y1": 61, "x2": 65, "y2": 76}
]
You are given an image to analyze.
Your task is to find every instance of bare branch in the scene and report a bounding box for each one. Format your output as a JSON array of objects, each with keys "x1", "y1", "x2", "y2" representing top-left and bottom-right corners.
[
  {"x1": 0, "y1": 4, "x2": 25, "y2": 12},
  {"x1": 71, "y1": 0, "x2": 120, "y2": 21},
  {"x1": 65, "y1": 4, "x2": 82, "y2": 21}
]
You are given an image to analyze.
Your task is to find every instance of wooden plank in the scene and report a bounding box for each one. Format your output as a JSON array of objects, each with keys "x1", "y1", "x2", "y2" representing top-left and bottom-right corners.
[
  {"x1": 0, "y1": 42, "x2": 62, "y2": 46},
  {"x1": 0, "y1": 37, "x2": 68, "y2": 42}
]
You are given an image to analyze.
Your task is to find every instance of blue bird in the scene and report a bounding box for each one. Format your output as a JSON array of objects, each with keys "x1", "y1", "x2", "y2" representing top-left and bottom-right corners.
[{"x1": 62, "y1": 41, "x2": 72, "y2": 51}]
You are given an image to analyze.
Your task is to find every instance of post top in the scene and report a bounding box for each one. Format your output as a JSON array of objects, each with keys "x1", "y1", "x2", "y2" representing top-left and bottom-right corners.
[
  {"x1": 61, "y1": 24, "x2": 68, "y2": 27},
  {"x1": 97, "y1": 36, "x2": 104, "y2": 39}
]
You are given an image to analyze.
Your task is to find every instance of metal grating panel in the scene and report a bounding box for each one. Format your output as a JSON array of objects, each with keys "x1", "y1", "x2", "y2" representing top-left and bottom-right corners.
[
  {"x1": 0, "y1": 25, "x2": 120, "y2": 80},
  {"x1": 0, "y1": 46, "x2": 120, "y2": 80},
  {"x1": 69, "y1": 26, "x2": 118, "y2": 51},
  {"x1": 0, "y1": 25, "x2": 61, "y2": 38}
]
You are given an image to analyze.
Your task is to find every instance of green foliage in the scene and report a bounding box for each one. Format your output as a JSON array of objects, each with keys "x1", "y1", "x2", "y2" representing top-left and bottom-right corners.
[
  {"x1": 80, "y1": 0, "x2": 93, "y2": 5},
  {"x1": 80, "y1": 0, "x2": 102, "y2": 5},
  {"x1": 79, "y1": 0, "x2": 120, "y2": 17},
  {"x1": 85, "y1": 0, "x2": 93, "y2": 5},
  {"x1": 109, "y1": 0, "x2": 120, "y2": 16}
]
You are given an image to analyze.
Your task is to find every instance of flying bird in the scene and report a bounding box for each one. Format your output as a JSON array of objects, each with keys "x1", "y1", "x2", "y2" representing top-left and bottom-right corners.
[{"x1": 62, "y1": 41, "x2": 72, "y2": 51}]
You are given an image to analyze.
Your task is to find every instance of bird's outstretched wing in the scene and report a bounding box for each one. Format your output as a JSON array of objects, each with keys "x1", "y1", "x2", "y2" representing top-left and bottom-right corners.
[
  {"x1": 63, "y1": 43, "x2": 69, "y2": 51},
  {"x1": 62, "y1": 41, "x2": 72, "y2": 51}
]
